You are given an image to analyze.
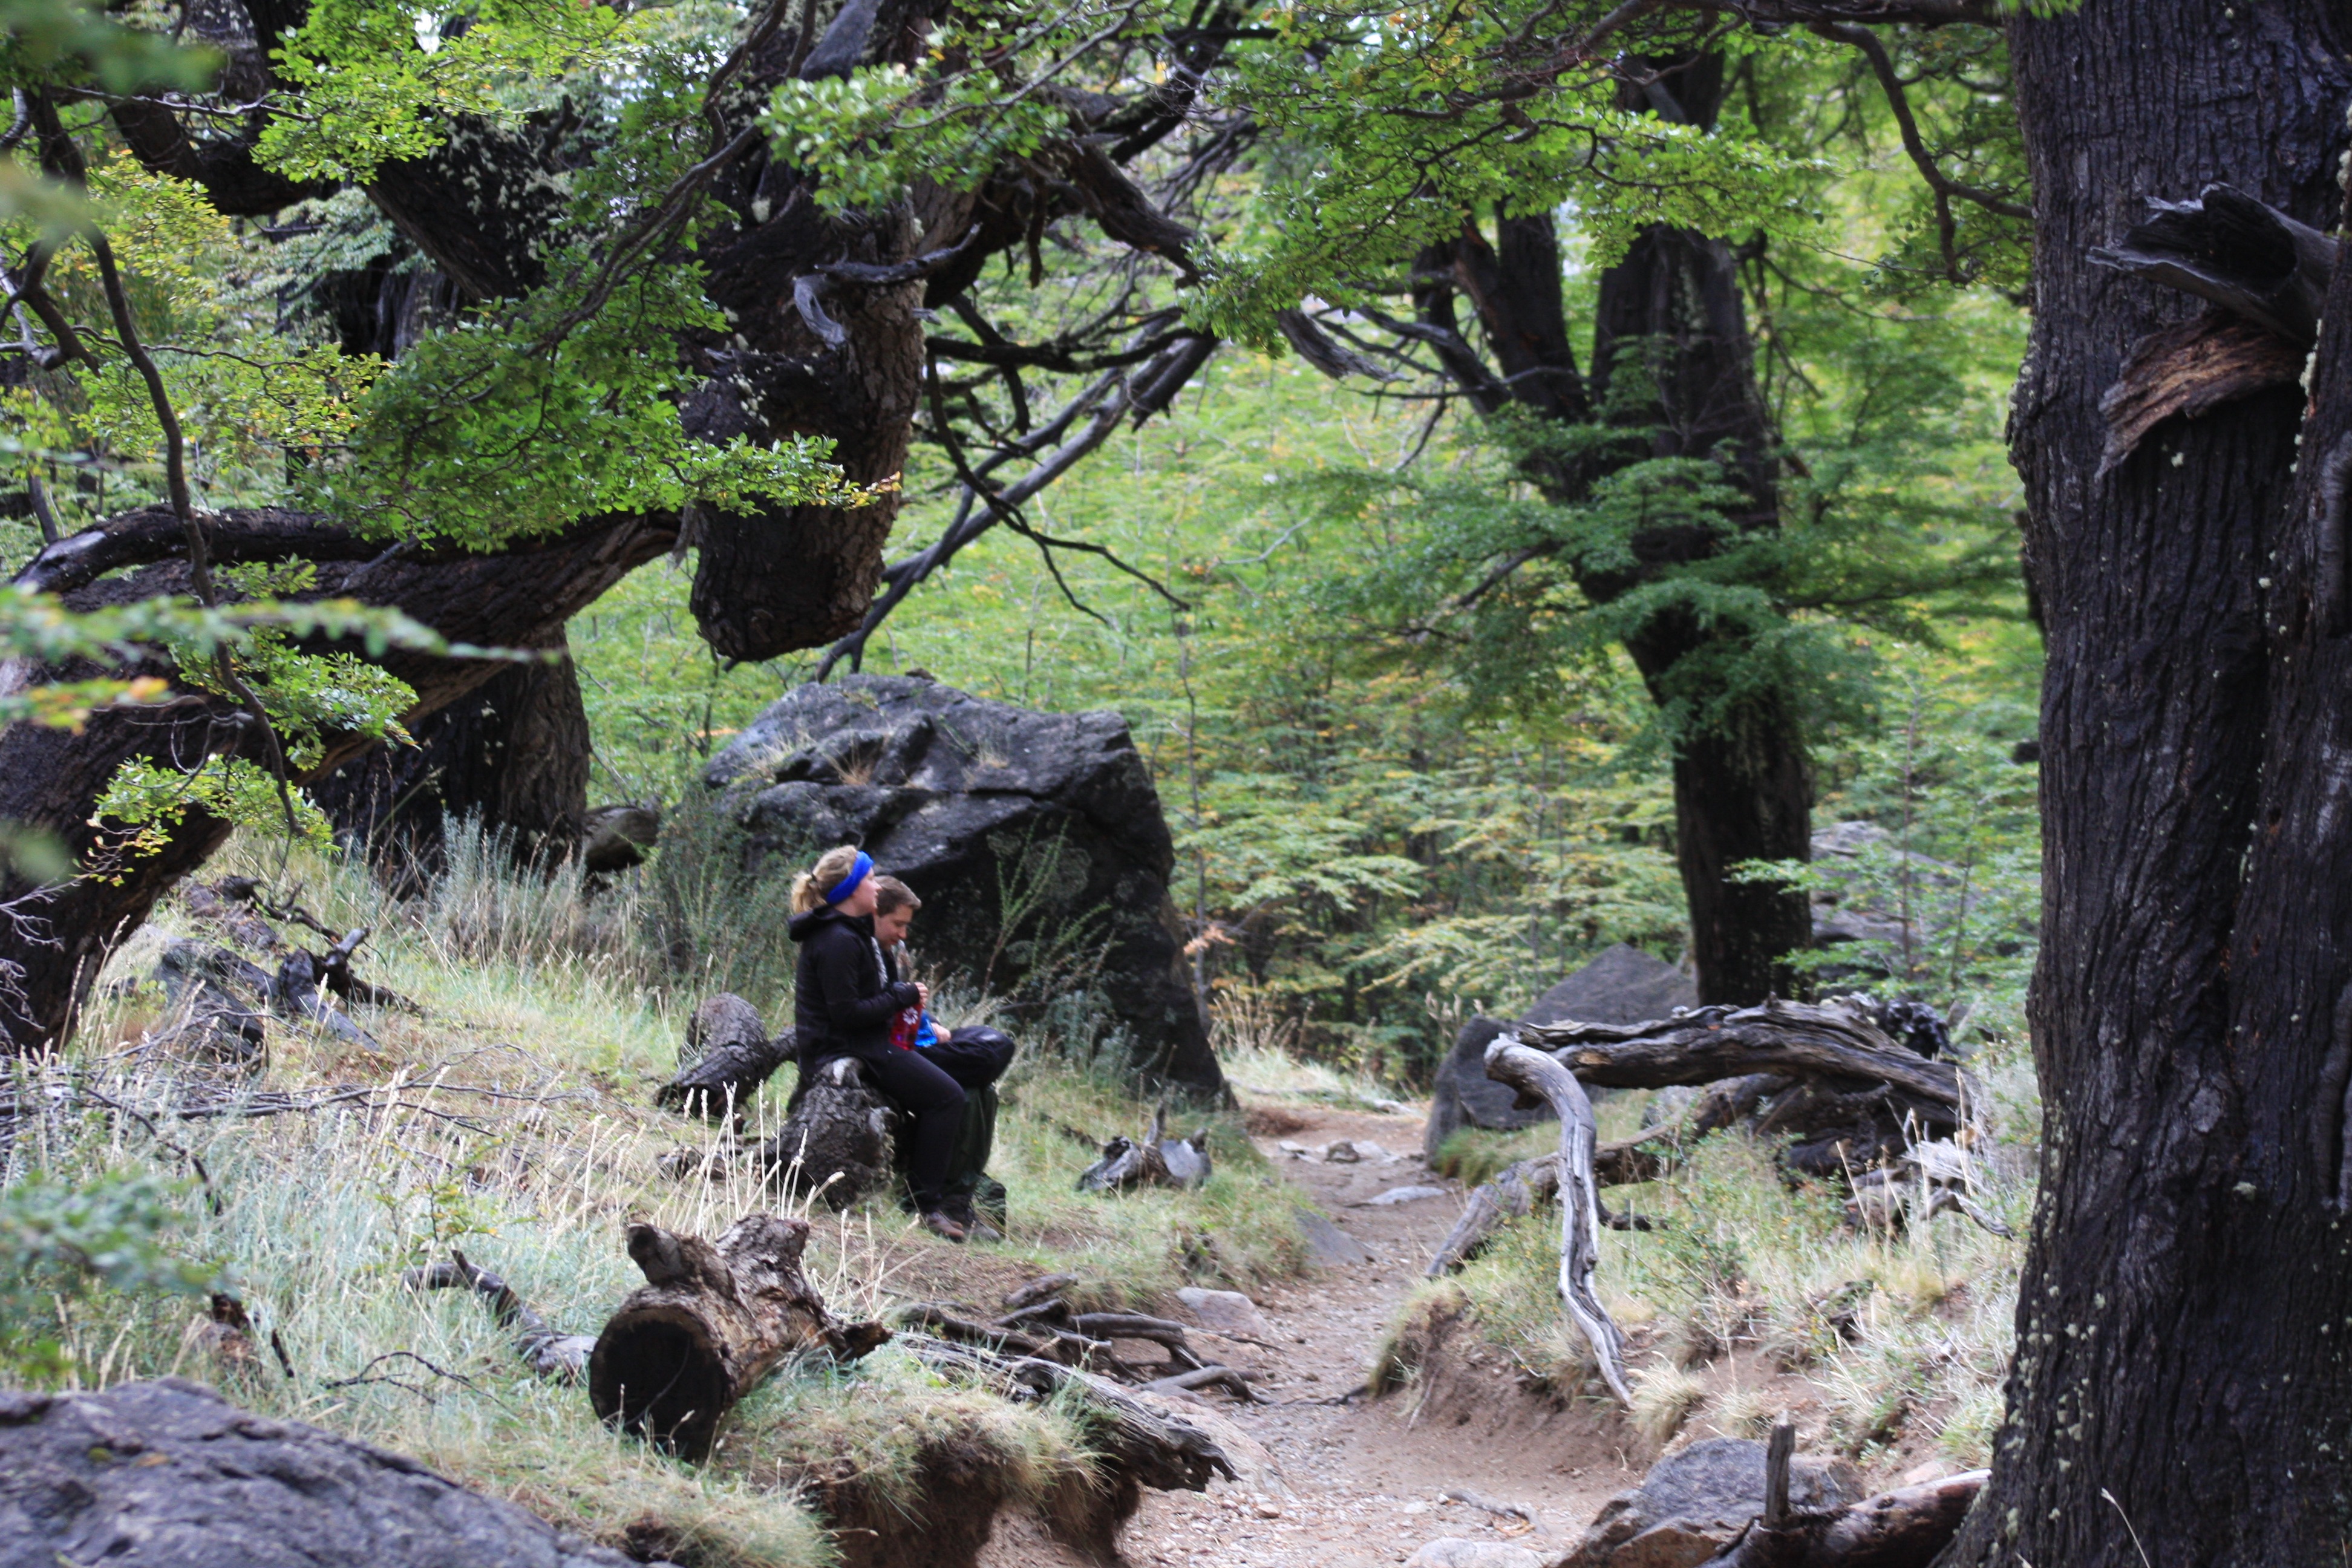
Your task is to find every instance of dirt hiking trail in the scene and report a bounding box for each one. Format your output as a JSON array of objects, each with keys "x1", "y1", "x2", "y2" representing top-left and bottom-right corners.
[{"x1": 1108, "y1": 1102, "x2": 1635, "y2": 1568}]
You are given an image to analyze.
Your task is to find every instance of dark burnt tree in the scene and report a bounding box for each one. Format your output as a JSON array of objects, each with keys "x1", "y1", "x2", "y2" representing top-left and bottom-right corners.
[
  {"x1": 1939, "y1": 0, "x2": 2352, "y2": 1560},
  {"x1": 0, "y1": 0, "x2": 1235, "y2": 1048}
]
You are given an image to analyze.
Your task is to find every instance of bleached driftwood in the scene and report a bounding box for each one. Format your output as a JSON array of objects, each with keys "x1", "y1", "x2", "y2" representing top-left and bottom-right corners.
[{"x1": 1482, "y1": 1031, "x2": 1632, "y2": 1406}]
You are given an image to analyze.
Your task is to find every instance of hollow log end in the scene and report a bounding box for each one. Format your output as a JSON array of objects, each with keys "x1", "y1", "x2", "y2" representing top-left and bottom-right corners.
[
  {"x1": 829, "y1": 1319, "x2": 895, "y2": 1361},
  {"x1": 589, "y1": 1304, "x2": 733, "y2": 1459}
]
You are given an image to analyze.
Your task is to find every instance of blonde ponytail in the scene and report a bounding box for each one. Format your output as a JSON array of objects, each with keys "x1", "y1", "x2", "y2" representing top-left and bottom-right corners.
[{"x1": 791, "y1": 844, "x2": 867, "y2": 915}]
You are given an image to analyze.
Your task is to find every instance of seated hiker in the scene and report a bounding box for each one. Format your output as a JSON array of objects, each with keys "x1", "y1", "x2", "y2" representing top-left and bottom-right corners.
[
  {"x1": 873, "y1": 876, "x2": 1013, "y2": 1237},
  {"x1": 787, "y1": 846, "x2": 970, "y2": 1243}
]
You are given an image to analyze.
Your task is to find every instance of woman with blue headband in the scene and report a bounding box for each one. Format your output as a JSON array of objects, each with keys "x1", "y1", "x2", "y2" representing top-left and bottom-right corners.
[{"x1": 788, "y1": 844, "x2": 971, "y2": 1241}]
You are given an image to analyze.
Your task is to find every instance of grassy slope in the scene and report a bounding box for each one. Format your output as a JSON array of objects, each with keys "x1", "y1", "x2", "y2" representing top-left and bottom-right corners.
[
  {"x1": 31, "y1": 835, "x2": 1313, "y2": 1567},
  {"x1": 1397, "y1": 1074, "x2": 2030, "y2": 1474}
]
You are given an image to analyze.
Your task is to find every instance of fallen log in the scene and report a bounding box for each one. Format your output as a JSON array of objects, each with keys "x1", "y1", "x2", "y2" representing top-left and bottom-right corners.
[
  {"x1": 401, "y1": 1249, "x2": 596, "y2": 1380},
  {"x1": 1426, "y1": 1152, "x2": 1563, "y2": 1277},
  {"x1": 0, "y1": 1379, "x2": 656, "y2": 1568},
  {"x1": 889, "y1": 1302, "x2": 1104, "y2": 1367},
  {"x1": 1518, "y1": 998, "x2": 1968, "y2": 1120},
  {"x1": 587, "y1": 1214, "x2": 889, "y2": 1459},
  {"x1": 1844, "y1": 1142, "x2": 2014, "y2": 1239},
  {"x1": 656, "y1": 994, "x2": 797, "y2": 1125},
  {"x1": 1142, "y1": 1364, "x2": 1263, "y2": 1402},
  {"x1": 1483, "y1": 1032, "x2": 1632, "y2": 1406},
  {"x1": 1079, "y1": 1105, "x2": 1214, "y2": 1192},
  {"x1": 895, "y1": 1331, "x2": 1238, "y2": 1491}
]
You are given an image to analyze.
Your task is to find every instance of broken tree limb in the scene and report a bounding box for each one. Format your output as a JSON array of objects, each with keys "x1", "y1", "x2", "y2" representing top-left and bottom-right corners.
[
  {"x1": 2088, "y1": 183, "x2": 2336, "y2": 346},
  {"x1": 888, "y1": 1302, "x2": 1103, "y2": 1367},
  {"x1": 1142, "y1": 1364, "x2": 1263, "y2": 1402},
  {"x1": 587, "y1": 1214, "x2": 889, "y2": 1459},
  {"x1": 401, "y1": 1249, "x2": 597, "y2": 1380},
  {"x1": 1425, "y1": 1153, "x2": 1562, "y2": 1278},
  {"x1": 894, "y1": 1331, "x2": 1238, "y2": 1491},
  {"x1": 1483, "y1": 1033, "x2": 1632, "y2": 1406}
]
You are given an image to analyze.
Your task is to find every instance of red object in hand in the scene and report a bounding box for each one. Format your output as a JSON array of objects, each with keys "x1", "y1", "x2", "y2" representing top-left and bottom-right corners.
[{"x1": 889, "y1": 1007, "x2": 921, "y2": 1051}]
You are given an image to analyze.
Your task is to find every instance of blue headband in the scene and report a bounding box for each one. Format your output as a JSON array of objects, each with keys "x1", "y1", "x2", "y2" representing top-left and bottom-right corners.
[{"x1": 822, "y1": 851, "x2": 874, "y2": 905}]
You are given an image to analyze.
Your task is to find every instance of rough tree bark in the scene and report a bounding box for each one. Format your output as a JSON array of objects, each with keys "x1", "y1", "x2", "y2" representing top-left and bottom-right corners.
[
  {"x1": 0, "y1": 510, "x2": 671, "y2": 1048},
  {"x1": 1417, "y1": 53, "x2": 1811, "y2": 1005},
  {"x1": 1935, "y1": 2, "x2": 2352, "y2": 1562},
  {"x1": 309, "y1": 639, "x2": 593, "y2": 869}
]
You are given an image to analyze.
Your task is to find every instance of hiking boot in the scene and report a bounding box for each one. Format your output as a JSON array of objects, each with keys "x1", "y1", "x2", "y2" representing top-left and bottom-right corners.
[{"x1": 920, "y1": 1210, "x2": 969, "y2": 1243}]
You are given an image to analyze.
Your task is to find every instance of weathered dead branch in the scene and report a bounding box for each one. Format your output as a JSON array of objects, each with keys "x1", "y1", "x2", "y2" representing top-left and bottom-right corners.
[
  {"x1": 1483, "y1": 1031, "x2": 1632, "y2": 1406},
  {"x1": 1519, "y1": 998, "x2": 1966, "y2": 1114},
  {"x1": 893, "y1": 1331, "x2": 1238, "y2": 1492},
  {"x1": 402, "y1": 1249, "x2": 596, "y2": 1380}
]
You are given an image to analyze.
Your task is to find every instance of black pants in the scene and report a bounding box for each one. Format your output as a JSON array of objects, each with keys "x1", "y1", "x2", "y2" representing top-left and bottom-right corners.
[
  {"x1": 844, "y1": 1047, "x2": 965, "y2": 1211},
  {"x1": 920, "y1": 1025, "x2": 1015, "y2": 1089}
]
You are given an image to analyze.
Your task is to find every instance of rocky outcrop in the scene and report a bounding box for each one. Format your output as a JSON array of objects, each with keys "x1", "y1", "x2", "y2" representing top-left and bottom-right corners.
[
  {"x1": 1425, "y1": 945, "x2": 1697, "y2": 1160},
  {"x1": 0, "y1": 1378, "x2": 659, "y2": 1568},
  {"x1": 1553, "y1": 1437, "x2": 1864, "y2": 1568},
  {"x1": 705, "y1": 675, "x2": 1220, "y2": 1092}
]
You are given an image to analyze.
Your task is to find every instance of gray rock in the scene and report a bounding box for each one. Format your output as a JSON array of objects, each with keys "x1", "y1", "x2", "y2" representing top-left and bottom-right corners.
[
  {"x1": 1557, "y1": 1436, "x2": 1865, "y2": 1568},
  {"x1": 1406, "y1": 1541, "x2": 1543, "y2": 1568},
  {"x1": 1295, "y1": 1207, "x2": 1373, "y2": 1266},
  {"x1": 1358, "y1": 1184, "x2": 1449, "y2": 1207},
  {"x1": 1425, "y1": 946, "x2": 1697, "y2": 1160},
  {"x1": 579, "y1": 802, "x2": 659, "y2": 874},
  {"x1": 1176, "y1": 1287, "x2": 1272, "y2": 1341},
  {"x1": 0, "y1": 1378, "x2": 660, "y2": 1568},
  {"x1": 704, "y1": 675, "x2": 1220, "y2": 1092}
]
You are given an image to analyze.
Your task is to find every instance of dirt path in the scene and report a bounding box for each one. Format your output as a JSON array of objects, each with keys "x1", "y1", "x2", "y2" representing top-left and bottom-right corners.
[{"x1": 1116, "y1": 1102, "x2": 1633, "y2": 1568}]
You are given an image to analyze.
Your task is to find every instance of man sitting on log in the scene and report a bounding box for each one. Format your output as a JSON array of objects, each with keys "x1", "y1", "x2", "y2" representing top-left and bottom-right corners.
[
  {"x1": 788, "y1": 846, "x2": 971, "y2": 1241},
  {"x1": 874, "y1": 876, "x2": 1014, "y2": 1240}
]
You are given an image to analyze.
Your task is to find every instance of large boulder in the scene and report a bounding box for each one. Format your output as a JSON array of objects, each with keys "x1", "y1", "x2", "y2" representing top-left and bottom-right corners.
[
  {"x1": 1425, "y1": 944, "x2": 1696, "y2": 1160},
  {"x1": 0, "y1": 1378, "x2": 659, "y2": 1568},
  {"x1": 705, "y1": 675, "x2": 1221, "y2": 1092},
  {"x1": 1552, "y1": 1437, "x2": 1864, "y2": 1568}
]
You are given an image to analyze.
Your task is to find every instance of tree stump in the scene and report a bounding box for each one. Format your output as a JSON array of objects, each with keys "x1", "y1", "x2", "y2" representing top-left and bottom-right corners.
[
  {"x1": 760, "y1": 1056, "x2": 897, "y2": 1208},
  {"x1": 587, "y1": 1214, "x2": 887, "y2": 1459}
]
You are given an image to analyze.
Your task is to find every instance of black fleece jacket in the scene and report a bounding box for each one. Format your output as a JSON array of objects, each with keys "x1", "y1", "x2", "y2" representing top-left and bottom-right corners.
[{"x1": 789, "y1": 906, "x2": 918, "y2": 1062}]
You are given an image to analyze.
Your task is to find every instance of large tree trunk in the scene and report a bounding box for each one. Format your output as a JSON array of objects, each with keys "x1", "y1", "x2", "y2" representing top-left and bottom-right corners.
[
  {"x1": 1941, "y1": 2, "x2": 2352, "y2": 1562},
  {"x1": 1588, "y1": 56, "x2": 1811, "y2": 1004},
  {"x1": 1429, "y1": 55, "x2": 1811, "y2": 1005},
  {"x1": 310, "y1": 636, "x2": 592, "y2": 870},
  {"x1": 0, "y1": 511, "x2": 671, "y2": 1050}
]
